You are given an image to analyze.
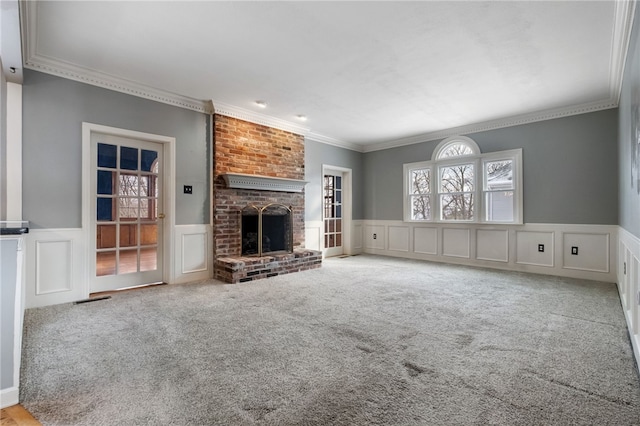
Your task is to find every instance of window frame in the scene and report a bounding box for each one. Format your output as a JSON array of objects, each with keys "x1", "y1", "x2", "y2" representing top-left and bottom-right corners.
[{"x1": 403, "y1": 137, "x2": 522, "y2": 224}]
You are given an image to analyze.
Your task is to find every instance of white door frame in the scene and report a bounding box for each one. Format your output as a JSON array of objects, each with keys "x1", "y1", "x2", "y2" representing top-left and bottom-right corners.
[
  {"x1": 82, "y1": 123, "x2": 176, "y2": 296},
  {"x1": 322, "y1": 165, "x2": 352, "y2": 256}
]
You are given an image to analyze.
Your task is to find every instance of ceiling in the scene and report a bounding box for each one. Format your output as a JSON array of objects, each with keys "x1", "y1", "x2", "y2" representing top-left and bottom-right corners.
[{"x1": 16, "y1": 1, "x2": 637, "y2": 152}]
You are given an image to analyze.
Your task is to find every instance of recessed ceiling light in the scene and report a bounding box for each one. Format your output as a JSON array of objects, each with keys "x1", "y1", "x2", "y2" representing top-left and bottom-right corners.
[
  {"x1": 255, "y1": 100, "x2": 267, "y2": 108},
  {"x1": 296, "y1": 114, "x2": 307, "y2": 121}
]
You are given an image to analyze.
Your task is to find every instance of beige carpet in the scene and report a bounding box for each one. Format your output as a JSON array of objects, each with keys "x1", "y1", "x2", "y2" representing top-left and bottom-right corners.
[{"x1": 20, "y1": 255, "x2": 640, "y2": 425}]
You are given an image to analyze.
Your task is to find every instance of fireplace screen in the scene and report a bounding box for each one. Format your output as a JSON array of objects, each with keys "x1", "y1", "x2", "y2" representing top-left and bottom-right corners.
[{"x1": 241, "y1": 203, "x2": 293, "y2": 257}]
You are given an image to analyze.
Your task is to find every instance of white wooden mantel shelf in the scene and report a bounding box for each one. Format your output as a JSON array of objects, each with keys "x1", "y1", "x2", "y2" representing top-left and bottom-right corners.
[{"x1": 221, "y1": 173, "x2": 308, "y2": 193}]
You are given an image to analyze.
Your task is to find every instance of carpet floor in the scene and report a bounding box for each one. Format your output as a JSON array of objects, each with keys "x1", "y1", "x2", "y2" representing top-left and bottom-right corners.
[{"x1": 19, "y1": 254, "x2": 640, "y2": 425}]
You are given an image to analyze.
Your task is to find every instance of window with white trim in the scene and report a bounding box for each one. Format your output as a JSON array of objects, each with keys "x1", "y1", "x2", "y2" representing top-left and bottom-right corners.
[{"x1": 404, "y1": 136, "x2": 522, "y2": 224}]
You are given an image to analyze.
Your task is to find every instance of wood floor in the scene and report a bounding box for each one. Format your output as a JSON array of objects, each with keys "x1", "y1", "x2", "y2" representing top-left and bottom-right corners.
[
  {"x1": 96, "y1": 247, "x2": 157, "y2": 276},
  {"x1": 0, "y1": 405, "x2": 40, "y2": 426}
]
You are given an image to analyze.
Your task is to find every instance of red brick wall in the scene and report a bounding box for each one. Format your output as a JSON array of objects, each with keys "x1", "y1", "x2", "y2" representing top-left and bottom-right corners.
[
  {"x1": 215, "y1": 115, "x2": 304, "y2": 179},
  {"x1": 213, "y1": 115, "x2": 305, "y2": 258}
]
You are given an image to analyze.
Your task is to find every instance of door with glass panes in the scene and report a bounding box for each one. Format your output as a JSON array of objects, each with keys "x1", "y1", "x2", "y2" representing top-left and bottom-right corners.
[
  {"x1": 90, "y1": 133, "x2": 164, "y2": 293},
  {"x1": 323, "y1": 171, "x2": 344, "y2": 257}
]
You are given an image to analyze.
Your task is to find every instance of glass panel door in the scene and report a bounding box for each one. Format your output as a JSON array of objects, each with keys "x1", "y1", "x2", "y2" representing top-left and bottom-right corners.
[
  {"x1": 323, "y1": 172, "x2": 343, "y2": 257},
  {"x1": 91, "y1": 134, "x2": 163, "y2": 293}
]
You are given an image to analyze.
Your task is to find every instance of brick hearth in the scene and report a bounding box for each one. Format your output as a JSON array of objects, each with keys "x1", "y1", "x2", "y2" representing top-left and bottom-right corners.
[
  {"x1": 215, "y1": 249, "x2": 322, "y2": 284},
  {"x1": 213, "y1": 114, "x2": 321, "y2": 283}
]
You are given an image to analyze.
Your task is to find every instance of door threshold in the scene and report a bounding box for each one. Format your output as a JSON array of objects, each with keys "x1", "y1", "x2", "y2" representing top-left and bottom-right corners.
[{"x1": 90, "y1": 281, "x2": 166, "y2": 298}]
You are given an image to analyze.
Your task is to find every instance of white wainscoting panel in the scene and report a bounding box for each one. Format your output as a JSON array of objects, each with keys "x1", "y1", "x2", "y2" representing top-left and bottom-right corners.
[
  {"x1": 26, "y1": 228, "x2": 87, "y2": 308},
  {"x1": 562, "y1": 232, "x2": 609, "y2": 273},
  {"x1": 476, "y1": 229, "x2": 509, "y2": 262},
  {"x1": 624, "y1": 247, "x2": 632, "y2": 311},
  {"x1": 174, "y1": 225, "x2": 212, "y2": 284},
  {"x1": 388, "y1": 226, "x2": 409, "y2": 252},
  {"x1": 632, "y1": 255, "x2": 639, "y2": 334},
  {"x1": 627, "y1": 248, "x2": 635, "y2": 312},
  {"x1": 35, "y1": 240, "x2": 72, "y2": 295},
  {"x1": 352, "y1": 221, "x2": 363, "y2": 253},
  {"x1": 618, "y1": 227, "x2": 640, "y2": 373},
  {"x1": 182, "y1": 233, "x2": 207, "y2": 273},
  {"x1": 515, "y1": 231, "x2": 554, "y2": 267},
  {"x1": 414, "y1": 227, "x2": 437, "y2": 255},
  {"x1": 305, "y1": 220, "x2": 323, "y2": 252},
  {"x1": 365, "y1": 225, "x2": 385, "y2": 250},
  {"x1": 442, "y1": 228, "x2": 470, "y2": 258}
]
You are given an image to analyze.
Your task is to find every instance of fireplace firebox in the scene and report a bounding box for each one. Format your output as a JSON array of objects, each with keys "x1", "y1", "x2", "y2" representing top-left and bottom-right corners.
[{"x1": 241, "y1": 203, "x2": 293, "y2": 257}]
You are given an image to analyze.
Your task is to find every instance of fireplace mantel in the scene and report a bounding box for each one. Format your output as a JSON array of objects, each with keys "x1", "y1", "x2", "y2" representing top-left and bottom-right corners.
[{"x1": 221, "y1": 173, "x2": 307, "y2": 193}]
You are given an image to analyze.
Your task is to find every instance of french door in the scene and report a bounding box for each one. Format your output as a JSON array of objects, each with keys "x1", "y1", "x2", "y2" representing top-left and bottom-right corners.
[
  {"x1": 323, "y1": 171, "x2": 344, "y2": 257},
  {"x1": 90, "y1": 133, "x2": 164, "y2": 293}
]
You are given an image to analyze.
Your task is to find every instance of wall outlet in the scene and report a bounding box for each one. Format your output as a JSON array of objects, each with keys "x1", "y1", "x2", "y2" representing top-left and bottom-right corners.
[
  {"x1": 373, "y1": 233, "x2": 377, "y2": 240},
  {"x1": 571, "y1": 246, "x2": 578, "y2": 255},
  {"x1": 538, "y1": 244, "x2": 544, "y2": 252},
  {"x1": 183, "y1": 185, "x2": 193, "y2": 194}
]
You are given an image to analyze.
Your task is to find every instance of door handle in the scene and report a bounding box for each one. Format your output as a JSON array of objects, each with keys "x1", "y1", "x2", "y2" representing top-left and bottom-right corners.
[{"x1": 158, "y1": 213, "x2": 165, "y2": 219}]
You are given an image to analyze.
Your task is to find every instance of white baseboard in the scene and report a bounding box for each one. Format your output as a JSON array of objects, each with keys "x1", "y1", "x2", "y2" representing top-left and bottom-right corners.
[{"x1": 0, "y1": 387, "x2": 19, "y2": 409}]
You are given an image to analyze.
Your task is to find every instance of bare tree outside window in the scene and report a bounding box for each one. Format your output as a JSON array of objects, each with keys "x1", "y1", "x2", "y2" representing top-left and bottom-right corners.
[
  {"x1": 440, "y1": 163, "x2": 474, "y2": 220},
  {"x1": 404, "y1": 136, "x2": 521, "y2": 223},
  {"x1": 410, "y1": 169, "x2": 431, "y2": 220},
  {"x1": 439, "y1": 142, "x2": 474, "y2": 158}
]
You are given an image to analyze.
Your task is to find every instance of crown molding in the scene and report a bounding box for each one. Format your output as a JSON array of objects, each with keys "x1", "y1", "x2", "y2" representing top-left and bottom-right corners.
[
  {"x1": 20, "y1": 1, "x2": 212, "y2": 114},
  {"x1": 609, "y1": 0, "x2": 637, "y2": 104},
  {"x1": 361, "y1": 99, "x2": 619, "y2": 153},
  {"x1": 24, "y1": 55, "x2": 213, "y2": 114},
  {"x1": 305, "y1": 132, "x2": 364, "y2": 152},
  {"x1": 211, "y1": 102, "x2": 310, "y2": 136},
  {"x1": 19, "y1": 0, "x2": 635, "y2": 154}
]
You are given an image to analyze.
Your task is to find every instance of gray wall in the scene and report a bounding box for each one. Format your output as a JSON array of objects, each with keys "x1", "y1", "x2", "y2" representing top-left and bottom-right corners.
[
  {"x1": 22, "y1": 70, "x2": 210, "y2": 228},
  {"x1": 364, "y1": 108, "x2": 618, "y2": 224},
  {"x1": 618, "y1": 6, "x2": 640, "y2": 239},
  {"x1": 304, "y1": 139, "x2": 364, "y2": 222},
  {"x1": 1, "y1": 64, "x2": 7, "y2": 221}
]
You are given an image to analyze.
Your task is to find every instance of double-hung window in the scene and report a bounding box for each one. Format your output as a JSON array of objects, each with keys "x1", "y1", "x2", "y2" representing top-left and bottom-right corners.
[
  {"x1": 404, "y1": 136, "x2": 522, "y2": 224},
  {"x1": 408, "y1": 164, "x2": 432, "y2": 220},
  {"x1": 483, "y1": 156, "x2": 515, "y2": 222}
]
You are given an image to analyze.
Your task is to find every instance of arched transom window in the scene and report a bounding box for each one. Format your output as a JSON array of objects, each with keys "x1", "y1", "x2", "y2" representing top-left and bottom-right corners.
[{"x1": 404, "y1": 136, "x2": 522, "y2": 223}]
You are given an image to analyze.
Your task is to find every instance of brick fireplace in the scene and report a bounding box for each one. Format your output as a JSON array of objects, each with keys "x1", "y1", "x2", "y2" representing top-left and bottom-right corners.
[{"x1": 213, "y1": 115, "x2": 321, "y2": 283}]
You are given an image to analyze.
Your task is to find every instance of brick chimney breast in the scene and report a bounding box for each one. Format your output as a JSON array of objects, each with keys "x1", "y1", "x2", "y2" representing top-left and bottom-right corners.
[{"x1": 213, "y1": 115, "x2": 306, "y2": 259}]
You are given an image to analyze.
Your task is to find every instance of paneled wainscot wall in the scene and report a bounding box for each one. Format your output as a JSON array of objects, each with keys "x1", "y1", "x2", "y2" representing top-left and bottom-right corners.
[
  {"x1": 24, "y1": 225, "x2": 213, "y2": 308},
  {"x1": 359, "y1": 221, "x2": 617, "y2": 282},
  {"x1": 618, "y1": 227, "x2": 640, "y2": 366}
]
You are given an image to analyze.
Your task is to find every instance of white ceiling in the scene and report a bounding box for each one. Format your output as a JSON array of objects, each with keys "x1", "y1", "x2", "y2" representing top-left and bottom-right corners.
[{"x1": 19, "y1": 1, "x2": 636, "y2": 152}]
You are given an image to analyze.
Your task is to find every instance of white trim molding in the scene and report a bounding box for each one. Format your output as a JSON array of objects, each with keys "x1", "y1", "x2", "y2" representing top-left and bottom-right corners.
[{"x1": 5, "y1": 82, "x2": 22, "y2": 220}]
